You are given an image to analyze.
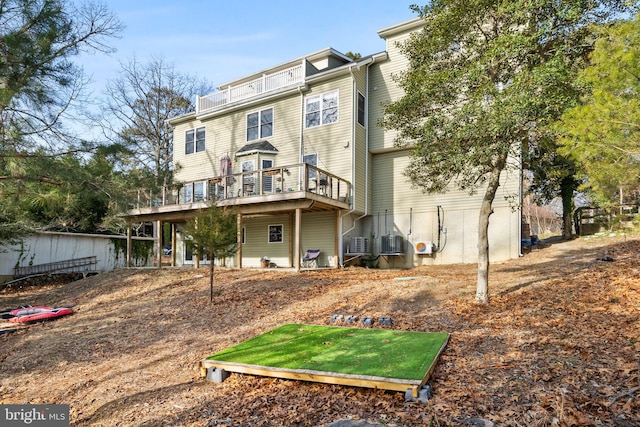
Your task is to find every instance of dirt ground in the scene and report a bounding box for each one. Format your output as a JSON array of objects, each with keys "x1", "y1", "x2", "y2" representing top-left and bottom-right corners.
[{"x1": 1, "y1": 233, "x2": 639, "y2": 426}]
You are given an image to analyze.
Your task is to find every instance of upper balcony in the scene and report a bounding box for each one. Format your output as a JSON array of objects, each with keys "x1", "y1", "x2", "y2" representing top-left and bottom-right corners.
[
  {"x1": 196, "y1": 63, "x2": 304, "y2": 115},
  {"x1": 127, "y1": 163, "x2": 351, "y2": 221}
]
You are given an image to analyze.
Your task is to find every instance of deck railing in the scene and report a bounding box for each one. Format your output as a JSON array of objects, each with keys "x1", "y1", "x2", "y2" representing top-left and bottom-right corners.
[
  {"x1": 196, "y1": 63, "x2": 304, "y2": 114},
  {"x1": 130, "y1": 163, "x2": 350, "y2": 210}
]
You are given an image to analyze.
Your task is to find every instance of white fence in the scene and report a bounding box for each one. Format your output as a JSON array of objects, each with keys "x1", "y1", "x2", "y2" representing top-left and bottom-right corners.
[
  {"x1": 0, "y1": 232, "x2": 154, "y2": 283},
  {"x1": 197, "y1": 63, "x2": 304, "y2": 113}
]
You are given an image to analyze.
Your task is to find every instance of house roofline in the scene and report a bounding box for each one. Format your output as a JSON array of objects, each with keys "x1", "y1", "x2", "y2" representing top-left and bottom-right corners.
[
  {"x1": 378, "y1": 17, "x2": 425, "y2": 39},
  {"x1": 167, "y1": 51, "x2": 388, "y2": 125},
  {"x1": 303, "y1": 51, "x2": 388, "y2": 84},
  {"x1": 217, "y1": 47, "x2": 352, "y2": 90},
  {"x1": 167, "y1": 111, "x2": 196, "y2": 126}
]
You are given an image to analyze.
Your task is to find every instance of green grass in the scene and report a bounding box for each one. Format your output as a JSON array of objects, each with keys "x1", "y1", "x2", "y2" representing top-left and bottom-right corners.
[{"x1": 206, "y1": 324, "x2": 449, "y2": 380}]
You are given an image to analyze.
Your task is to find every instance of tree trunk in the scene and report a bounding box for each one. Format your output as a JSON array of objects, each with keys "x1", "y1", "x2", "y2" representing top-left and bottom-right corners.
[
  {"x1": 209, "y1": 256, "x2": 215, "y2": 302},
  {"x1": 476, "y1": 163, "x2": 504, "y2": 304},
  {"x1": 560, "y1": 176, "x2": 575, "y2": 240}
]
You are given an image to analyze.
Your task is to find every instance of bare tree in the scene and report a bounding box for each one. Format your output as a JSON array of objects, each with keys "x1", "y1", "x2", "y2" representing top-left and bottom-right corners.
[{"x1": 101, "y1": 57, "x2": 213, "y2": 190}]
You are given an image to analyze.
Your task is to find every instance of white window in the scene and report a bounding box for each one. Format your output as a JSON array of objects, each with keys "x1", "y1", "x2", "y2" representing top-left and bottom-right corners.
[
  {"x1": 185, "y1": 127, "x2": 205, "y2": 154},
  {"x1": 247, "y1": 108, "x2": 273, "y2": 141},
  {"x1": 305, "y1": 90, "x2": 338, "y2": 128},
  {"x1": 268, "y1": 224, "x2": 283, "y2": 243}
]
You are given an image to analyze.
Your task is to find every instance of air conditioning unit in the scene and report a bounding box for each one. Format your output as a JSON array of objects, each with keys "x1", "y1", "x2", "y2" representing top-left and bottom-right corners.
[
  {"x1": 349, "y1": 237, "x2": 369, "y2": 254},
  {"x1": 380, "y1": 235, "x2": 404, "y2": 254},
  {"x1": 414, "y1": 241, "x2": 434, "y2": 255}
]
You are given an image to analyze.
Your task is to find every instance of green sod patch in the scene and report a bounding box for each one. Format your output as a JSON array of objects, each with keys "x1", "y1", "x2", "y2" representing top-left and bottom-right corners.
[{"x1": 206, "y1": 324, "x2": 449, "y2": 380}]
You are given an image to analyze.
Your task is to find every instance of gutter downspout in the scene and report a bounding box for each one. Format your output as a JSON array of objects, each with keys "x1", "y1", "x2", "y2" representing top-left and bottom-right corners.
[
  {"x1": 299, "y1": 58, "x2": 306, "y2": 166},
  {"x1": 295, "y1": 59, "x2": 306, "y2": 269},
  {"x1": 340, "y1": 57, "x2": 377, "y2": 265}
]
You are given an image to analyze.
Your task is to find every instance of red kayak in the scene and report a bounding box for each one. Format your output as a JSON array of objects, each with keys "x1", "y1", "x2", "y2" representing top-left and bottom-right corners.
[{"x1": 8, "y1": 306, "x2": 73, "y2": 323}]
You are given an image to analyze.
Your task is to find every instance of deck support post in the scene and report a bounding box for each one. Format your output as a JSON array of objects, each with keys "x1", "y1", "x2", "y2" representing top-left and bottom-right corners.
[
  {"x1": 126, "y1": 223, "x2": 132, "y2": 268},
  {"x1": 237, "y1": 213, "x2": 243, "y2": 268},
  {"x1": 294, "y1": 208, "x2": 301, "y2": 270},
  {"x1": 171, "y1": 223, "x2": 176, "y2": 266},
  {"x1": 156, "y1": 220, "x2": 163, "y2": 268}
]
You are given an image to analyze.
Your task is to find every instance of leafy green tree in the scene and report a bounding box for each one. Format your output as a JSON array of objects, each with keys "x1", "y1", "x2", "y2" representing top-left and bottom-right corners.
[
  {"x1": 0, "y1": 0, "x2": 122, "y2": 244},
  {"x1": 557, "y1": 14, "x2": 640, "y2": 207},
  {"x1": 382, "y1": 0, "x2": 632, "y2": 303},
  {"x1": 0, "y1": 0, "x2": 123, "y2": 149},
  {"x1": 527, "y1": 133, "x2": 582, "y2": 240},
  {"x1": 183, "y1": 204, "x2": 238, "y2": 301},
  {"x1": 0, "y1": 143, "x2": 137, "y2": 244}
]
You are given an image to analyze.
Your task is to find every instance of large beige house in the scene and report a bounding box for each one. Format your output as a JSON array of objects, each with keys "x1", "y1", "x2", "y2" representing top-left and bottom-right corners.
[{"x1": 125, "y1": 17, "x2": 522, "y2": 269}]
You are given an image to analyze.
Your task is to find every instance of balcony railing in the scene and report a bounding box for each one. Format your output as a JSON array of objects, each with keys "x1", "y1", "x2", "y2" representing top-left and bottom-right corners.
[
  {"x1": 130, "y1": 163, "x2": 350, "y2": 210},
  {"x1": 196, "y1": 63, "x2": 304, "y2": 114}
]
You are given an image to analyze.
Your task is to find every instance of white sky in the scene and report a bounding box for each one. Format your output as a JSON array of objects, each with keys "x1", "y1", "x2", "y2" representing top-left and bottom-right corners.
[{"x1": 76, "y1": 1, "x2": 418, "y2": 96}]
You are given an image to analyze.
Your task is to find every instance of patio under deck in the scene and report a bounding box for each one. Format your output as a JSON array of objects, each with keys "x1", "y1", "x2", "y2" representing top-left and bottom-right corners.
[{"x1": 123, "y1": 164, "x2": 351, "y2": 269}]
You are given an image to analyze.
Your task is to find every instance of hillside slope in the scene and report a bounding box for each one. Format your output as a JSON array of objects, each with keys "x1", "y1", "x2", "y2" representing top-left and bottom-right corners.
[{"x1": 1, "y1": 235, "x2": 638, "y2": 426}]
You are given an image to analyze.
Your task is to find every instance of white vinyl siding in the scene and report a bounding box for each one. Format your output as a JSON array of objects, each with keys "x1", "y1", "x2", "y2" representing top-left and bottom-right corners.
[
  {"x1": 368, "y1": 26, "x2": 415, "y2": 152},
  {"x1": 241, "y1": 215, "x2": 290, "y2": 267},
  {"x1": 370, "y1": 149, "x2": 520, "y2": 264},
  {"x1": 299, "y1": 211, "x2": 336, "y2": 267},
  {"x1": 352, "y1": 69, "x2": 368, "y2": 214},
  {"x1": 173, "y1": 92, "x2": 301, "y2": 183},
  {"x1": 301, "y1": 77, "x2": 353, "y2": 197}
]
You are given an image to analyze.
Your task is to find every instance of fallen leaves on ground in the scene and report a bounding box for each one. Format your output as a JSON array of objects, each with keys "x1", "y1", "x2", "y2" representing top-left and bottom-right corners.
[{"x1": 0, "y1": 235, "x2": 638, "y2": 426}]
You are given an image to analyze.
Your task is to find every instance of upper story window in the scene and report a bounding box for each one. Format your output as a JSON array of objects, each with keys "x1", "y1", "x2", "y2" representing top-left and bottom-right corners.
[
  {"x1": 305, "y1": 90, "x2": 338, "y2": 128},
  {"x1": 357, "y1": 92, "x2": 365, "y2": 127},
  {"x1": 185, "y1": 127, "x2": 205, "y2": 154},
  {"x1": 247, "y1": 108, "x2": 273, "y2": 141}
]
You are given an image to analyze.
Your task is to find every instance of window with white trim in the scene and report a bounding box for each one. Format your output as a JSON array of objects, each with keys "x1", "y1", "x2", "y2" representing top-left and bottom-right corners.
[
  {"x1": 185, "y1": 127, "x2": 205, "y2": 154},
  {"x1": 268, "y1": 224, "x2": 283, "y2": 243},
  {"x1": 247, "y1": 108, "x2": 273, "y2": 141},
  {"x1": 305, "y1": 90, "x2": 338, "y2": 128}
]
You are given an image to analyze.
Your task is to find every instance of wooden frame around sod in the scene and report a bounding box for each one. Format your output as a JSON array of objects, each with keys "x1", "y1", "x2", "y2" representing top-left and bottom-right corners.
[{"x1": 199, "y1": 324, "x2": 449, "y2": 397}]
